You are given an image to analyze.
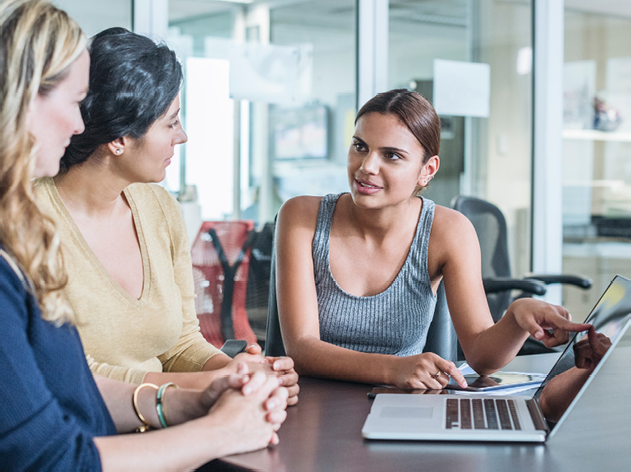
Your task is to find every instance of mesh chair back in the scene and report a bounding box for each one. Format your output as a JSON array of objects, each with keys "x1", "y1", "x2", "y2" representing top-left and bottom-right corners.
[
  {"x1": 452, "y1": 196, "x2": 512, "y2": 321},
  {"x1": 191, "y1": 221, "x2": 257, "y2": 347},
  {"x1": 245, "y1": 222, "x2": 275, "y2": 342}
]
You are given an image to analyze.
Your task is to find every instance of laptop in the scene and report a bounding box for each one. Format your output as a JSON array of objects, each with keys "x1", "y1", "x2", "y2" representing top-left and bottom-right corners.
[{"x1": 362, "y1": 275, "x2": 631, "y2": 442}]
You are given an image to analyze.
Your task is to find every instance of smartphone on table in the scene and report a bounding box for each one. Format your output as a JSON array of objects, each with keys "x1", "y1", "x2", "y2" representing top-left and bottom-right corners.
[{"x1": 220, "y1": 339, "x2": 248, "y2": 358}]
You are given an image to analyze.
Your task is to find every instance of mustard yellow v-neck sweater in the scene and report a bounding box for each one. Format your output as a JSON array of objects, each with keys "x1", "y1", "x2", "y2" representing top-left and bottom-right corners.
[{"x1": 35, "y1": 178, "x2": 220, "y2": 384}]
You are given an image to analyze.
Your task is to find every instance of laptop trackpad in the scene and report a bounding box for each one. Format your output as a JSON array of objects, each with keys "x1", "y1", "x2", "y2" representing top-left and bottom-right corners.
[{"x1": 380, "y1": 406, "x2": 433, "y2": 419}]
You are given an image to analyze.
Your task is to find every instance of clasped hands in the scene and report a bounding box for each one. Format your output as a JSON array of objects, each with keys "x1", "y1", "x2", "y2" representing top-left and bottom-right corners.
[
  {"x1": 200, "y1": 363, "x2": 289, "y2": 447},
  {"x1": 227, "y1": 344, "x2": 300, "y2": 406}
]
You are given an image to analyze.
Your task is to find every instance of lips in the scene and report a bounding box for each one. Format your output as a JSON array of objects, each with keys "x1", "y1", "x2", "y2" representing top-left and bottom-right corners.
[
  {"x1": 355, "y1": 178, "x2": 382, "y2": 189},
  {"x1": 354, "y1": 178, "x2": 383, "y2": 195}
]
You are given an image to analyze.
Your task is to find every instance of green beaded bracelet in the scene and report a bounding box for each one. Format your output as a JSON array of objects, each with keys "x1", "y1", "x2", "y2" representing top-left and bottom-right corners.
[{"x1": 156, "y1": 382, "x2": 179, "y2": 429}]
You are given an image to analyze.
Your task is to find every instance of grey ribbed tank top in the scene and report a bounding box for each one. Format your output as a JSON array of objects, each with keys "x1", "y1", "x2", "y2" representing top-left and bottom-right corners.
[{"x1": 314, "y1": 193, "x2": 437, "y2": 356}]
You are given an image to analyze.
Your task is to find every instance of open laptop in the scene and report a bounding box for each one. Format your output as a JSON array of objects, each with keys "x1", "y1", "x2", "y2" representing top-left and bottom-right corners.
[{"x1": 362, "y1": 275, "x2": 631, "y2": 442}]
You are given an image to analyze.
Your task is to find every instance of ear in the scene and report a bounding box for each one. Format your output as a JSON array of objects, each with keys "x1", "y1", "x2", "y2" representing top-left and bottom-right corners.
[
  {"x1": 417, "y1": 155, "x2": 440, "y2": 187},
  {"x1": 107, "y1": 137, "x2": 126, "y2": 156}
]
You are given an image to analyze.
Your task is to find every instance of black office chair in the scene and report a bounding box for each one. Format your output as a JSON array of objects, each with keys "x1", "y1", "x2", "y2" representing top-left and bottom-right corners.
[
  {"x1": 265, "y1": 238, "x2": 459, "y2": 362},
  {"x1": 451, "y1": 195, "x2": 592, "y2": 354}
]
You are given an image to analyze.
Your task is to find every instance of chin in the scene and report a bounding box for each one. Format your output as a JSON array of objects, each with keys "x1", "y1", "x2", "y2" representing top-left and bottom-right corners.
[{"x1": 33, "y1": 165, "x2": 61, "y2": 179}]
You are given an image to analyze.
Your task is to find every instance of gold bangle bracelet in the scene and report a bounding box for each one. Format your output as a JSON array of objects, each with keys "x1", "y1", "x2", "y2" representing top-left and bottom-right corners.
[{"x1": 132, "y1": 383, "x2": 158, "y2": 433}]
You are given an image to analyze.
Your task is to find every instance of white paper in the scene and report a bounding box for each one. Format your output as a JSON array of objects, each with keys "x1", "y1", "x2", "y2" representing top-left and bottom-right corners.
[{"x1": 433, "y1": 59, "x2": 490, "y2": 118}]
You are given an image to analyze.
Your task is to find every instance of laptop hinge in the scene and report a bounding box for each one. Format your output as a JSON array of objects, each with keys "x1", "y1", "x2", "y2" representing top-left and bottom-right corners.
[{"x1": 526, "y1": 399, "x2": 549, "y2": 432}]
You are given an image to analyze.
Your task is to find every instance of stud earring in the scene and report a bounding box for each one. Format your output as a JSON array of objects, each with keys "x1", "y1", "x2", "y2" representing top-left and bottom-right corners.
[{"x1": 116, "y1": 149, "x2": 122, "y2": 155}]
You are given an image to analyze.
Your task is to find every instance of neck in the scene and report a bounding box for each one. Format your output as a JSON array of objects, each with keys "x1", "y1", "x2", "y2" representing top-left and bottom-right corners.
[
  {"x1": 54, "y1": 150, "x2": 131, "y2": 217},
  {"x1": 345, "y1": 195, "x2": 422, "y2": 241}
]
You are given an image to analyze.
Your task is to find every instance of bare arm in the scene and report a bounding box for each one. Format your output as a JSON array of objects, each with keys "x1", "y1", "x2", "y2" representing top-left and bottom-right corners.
[
  {"x1": 436, "y1": 208, "x2": 590, "y2": 374},
  {"x1": 94, "y1": 370, "x2": 289, "y2": 471},
  {"x1": 276, "y1": 197, "x2": 465, "y2": 389}
]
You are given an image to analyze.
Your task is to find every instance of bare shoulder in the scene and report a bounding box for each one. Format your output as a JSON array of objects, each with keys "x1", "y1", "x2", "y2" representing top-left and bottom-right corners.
[
  {"x1": 277, "y1": 196, "x2": 322, "y2": 231},
  {"x1": 430, "y1": 205, "x2": 479, "y2": 254},
  {"x1": 432, "y1": 205, "x2": 474, "y2": 233}
]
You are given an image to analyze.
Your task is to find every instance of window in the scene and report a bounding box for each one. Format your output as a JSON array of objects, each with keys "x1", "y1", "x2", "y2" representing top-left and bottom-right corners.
[{"x1": 562, "y1": 2, "x2": 631, "y2": 318}]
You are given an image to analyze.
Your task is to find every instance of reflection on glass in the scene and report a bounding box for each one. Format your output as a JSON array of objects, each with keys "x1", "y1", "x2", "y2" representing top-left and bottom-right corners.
[
  {"x1": 168, "y1": 0, "x2": 356, "y2": 224},
  {"x1": 562, "y1": 6, "x2": 631, "y2": 319},
  {"x1": 53, "y1": 0, "x2": 132, "y2": 36},
  {"x1": 536, "y1": 275, "x2": 631, "y2": 424},
  {"x1": 388, "y1": 0, "x2": 532, "y2": 277}
]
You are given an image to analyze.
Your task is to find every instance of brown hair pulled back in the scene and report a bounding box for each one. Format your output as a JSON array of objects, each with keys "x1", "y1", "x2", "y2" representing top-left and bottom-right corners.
[{"x1": 355, "y1": 89, "x2": 441, "y2": 163}]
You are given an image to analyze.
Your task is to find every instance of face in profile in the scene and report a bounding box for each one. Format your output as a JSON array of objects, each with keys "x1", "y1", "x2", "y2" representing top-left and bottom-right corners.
[
  {"x1": 347, "y1": 112, "x2": 429, "y2": 208},
  {"x1": 120, "y1": 94, "x2": 187, "y2": 184},
  {"x1": 27, "y1": 49, "x2": 90, "y2": 179}
]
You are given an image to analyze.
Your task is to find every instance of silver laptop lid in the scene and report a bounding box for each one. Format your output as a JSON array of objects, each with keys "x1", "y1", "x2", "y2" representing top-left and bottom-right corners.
[
  {"x1": 533, "y1": 275, "x2": 631, "y2": 426},
  {"x1": 548, "y1": 317, "x2": 631, "y2": 437}
]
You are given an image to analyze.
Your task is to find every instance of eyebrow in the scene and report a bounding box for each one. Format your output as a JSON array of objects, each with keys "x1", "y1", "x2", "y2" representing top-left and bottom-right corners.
[
  {"x1": 352, "y1": 135, "x2": 409, "y2": 156},
  {"x1": 167, "y1": 108, "x2": 181, "y2": 120}
]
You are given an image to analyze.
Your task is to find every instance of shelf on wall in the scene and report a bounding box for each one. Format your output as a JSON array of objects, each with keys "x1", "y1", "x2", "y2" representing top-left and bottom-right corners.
[{"x1": 562, "y1": 129, "x2": 631, "y2": 142}]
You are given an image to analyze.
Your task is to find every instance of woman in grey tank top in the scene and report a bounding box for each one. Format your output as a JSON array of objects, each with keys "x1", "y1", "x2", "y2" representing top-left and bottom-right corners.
[{"x1": 276, "y1": 89, "x2": 589, "y2": 389}]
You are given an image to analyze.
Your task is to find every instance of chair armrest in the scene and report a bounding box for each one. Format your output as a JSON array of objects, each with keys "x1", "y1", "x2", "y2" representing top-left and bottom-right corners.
[
  {"x1": 483, "y1": 277, "x2": 547, "y2": 296},
  {"x1": 525, "y1": 274, "x2": 592, "y2": 289}
]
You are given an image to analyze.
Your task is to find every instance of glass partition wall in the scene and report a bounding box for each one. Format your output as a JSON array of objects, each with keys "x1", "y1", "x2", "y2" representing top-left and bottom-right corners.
[
  {"x1": 53, "y1": 0, "x2": 132, "y2": 36},
  {"x1": 388, "y1": 0, "x2": 533, "y2": 277},
  {"x1": 562, "y1": 2, "x2": 631, "y2": 320},
  {"x1": 168, "y1": 0, "x2": 533, "y2": 277},
  {"x1": 167, "y1": 0, "x2": 355, "y2": 227}
]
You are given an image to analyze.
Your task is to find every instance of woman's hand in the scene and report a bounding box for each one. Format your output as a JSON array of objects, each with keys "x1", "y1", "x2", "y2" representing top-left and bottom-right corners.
[
  {"x1": 227, "y1": 345, "x2": 300, "y2": 406},
  {"x1": 199, "y1": 364, "x2": 289, "y2": 424},
  {"x1": 390, "y1": 352, "x2": 468, "y2": 390},
  {"x1": 204, "y1": 371, "x2": 289, "y2": 455},
  {"x1": 574, "y1": 327, "x2": 612, "y2": 371},
  {"x1": 259, "y1": 356, "x2": 299, "y2": 406},
  {"x1": 509, "y1": 298, "x2": 591, "y2": 347}
]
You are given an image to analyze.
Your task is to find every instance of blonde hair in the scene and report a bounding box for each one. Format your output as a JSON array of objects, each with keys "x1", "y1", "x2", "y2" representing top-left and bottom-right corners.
[{"x1": 0, "y1": 0, "x2": 86, "y2": 325}]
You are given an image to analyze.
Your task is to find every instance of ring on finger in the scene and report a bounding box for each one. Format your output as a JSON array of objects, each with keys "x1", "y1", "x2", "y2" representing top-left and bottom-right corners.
[{"x1": 432, "y1": 371, "x2": 442, "y2": 380}]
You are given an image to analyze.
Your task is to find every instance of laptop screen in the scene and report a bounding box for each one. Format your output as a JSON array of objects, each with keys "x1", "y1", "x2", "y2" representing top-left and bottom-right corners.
[{"x1": 534, "y1": 275, "x2": 631, "y2": 405}]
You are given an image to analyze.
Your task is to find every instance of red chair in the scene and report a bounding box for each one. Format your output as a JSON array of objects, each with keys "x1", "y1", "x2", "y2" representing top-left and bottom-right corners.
[{"x1": 191, "y1": 221, "x2": 257, "y2": 347}]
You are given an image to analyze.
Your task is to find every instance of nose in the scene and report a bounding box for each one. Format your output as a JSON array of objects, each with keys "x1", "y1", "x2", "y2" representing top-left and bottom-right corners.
[
  {"x1": 175, "y1": 128, "x2": 188, "y2": 145},
  {"x1": 360, "y1": 152, "x2": 379, "y2": 175},
  {"x1": 74, "y1": 108, "x2": 85, "y2": 135}
]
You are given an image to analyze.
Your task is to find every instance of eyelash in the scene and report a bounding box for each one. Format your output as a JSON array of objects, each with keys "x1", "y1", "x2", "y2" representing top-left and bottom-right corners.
[
  {"x1": 384, "y1": 152, "x2": 402, "y2": 161},
  {"x1": 352, "y1": 141, "x2": 366, "y2": 152},
  {"x1": 169, "y1": 119, "x2": 180, "y2": 129},
  {"x1": 353, "y1": 142, "x2": 401, "y2": 161}
]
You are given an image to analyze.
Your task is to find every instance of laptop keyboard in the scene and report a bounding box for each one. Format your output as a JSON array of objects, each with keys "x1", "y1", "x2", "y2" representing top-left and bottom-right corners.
[{"x1": 446, "y1": 398, "x2": 522, "y2": 430}]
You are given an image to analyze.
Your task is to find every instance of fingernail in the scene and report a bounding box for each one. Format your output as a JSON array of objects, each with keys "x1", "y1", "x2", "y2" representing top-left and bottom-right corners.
[
  {"x1": 267, "y1": 400, "x2": 277, "y2": 409},
  {"x1": 243, "y1": 385, "x2": 252, "y2": 394},
  {"x1": 274, "y1": 361, "x2": 281, "y2": 370},
  {"x1": 278, "y1": 377, "x2": 283, "y2": 386}
]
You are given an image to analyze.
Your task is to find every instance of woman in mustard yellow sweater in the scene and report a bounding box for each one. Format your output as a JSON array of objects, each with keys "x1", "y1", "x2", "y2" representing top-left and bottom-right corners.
[{"x1": 35, "y1": 27, "x2": 298, "y2": 403}]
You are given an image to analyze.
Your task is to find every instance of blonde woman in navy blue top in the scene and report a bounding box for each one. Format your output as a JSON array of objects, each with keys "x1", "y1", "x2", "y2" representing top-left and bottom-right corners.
[
  {"x1": 276, "y1": 89, "x2": 591, "y2": 389},
  {"x1": 0, "y1": 1, "x2": 288, "y2": 470}
]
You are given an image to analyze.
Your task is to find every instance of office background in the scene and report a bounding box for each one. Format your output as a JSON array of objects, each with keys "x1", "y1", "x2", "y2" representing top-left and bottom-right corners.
[{"x1": 53, "y1": 0, "x2": 631, "y2": 319}]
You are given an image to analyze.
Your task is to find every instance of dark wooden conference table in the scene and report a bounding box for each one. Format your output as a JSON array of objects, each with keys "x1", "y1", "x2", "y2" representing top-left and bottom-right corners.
[{"x1": 202, "y1": 353, "x2": 628, "y2": 472}]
